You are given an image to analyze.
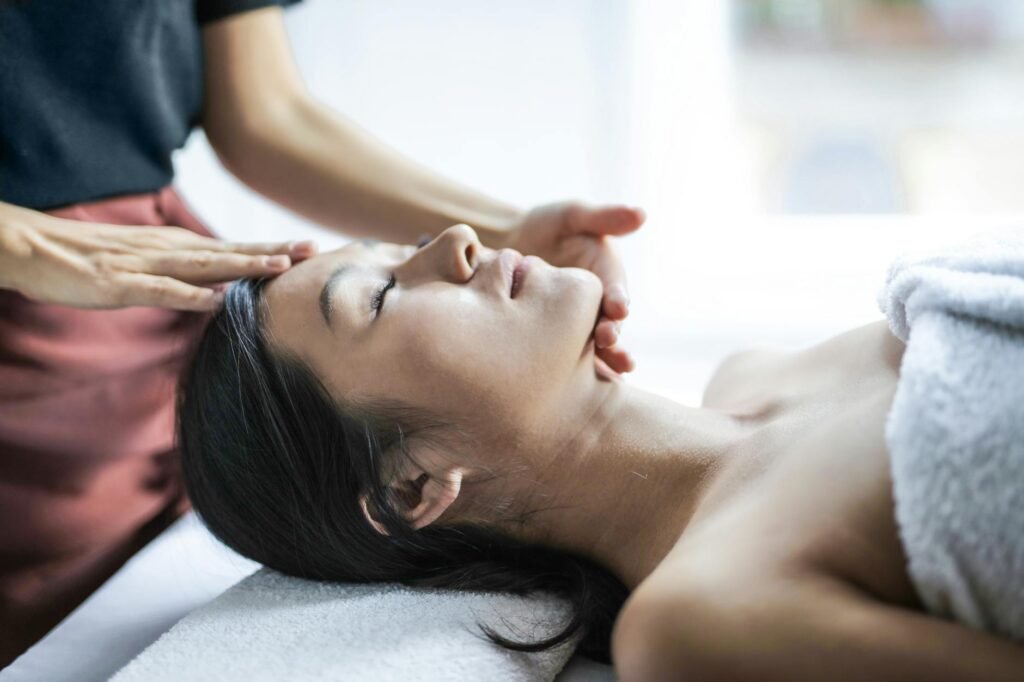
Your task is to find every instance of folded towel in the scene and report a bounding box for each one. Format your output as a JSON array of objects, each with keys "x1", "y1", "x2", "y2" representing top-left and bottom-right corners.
[
  {"x1": 111, "y1": 568, "x2": 577, "y2": 682},
  {"x1": 877, "y1": 225, "x2": 1024, "y2": 640}
]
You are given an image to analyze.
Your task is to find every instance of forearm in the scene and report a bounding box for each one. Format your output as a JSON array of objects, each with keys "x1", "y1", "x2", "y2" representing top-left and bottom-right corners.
[
  {"x1": 200, "y1": 8, "x2": 523, "y2": 247},
  {"x1": 205, "y1": 96, "x2": 524, "y2": 248}
]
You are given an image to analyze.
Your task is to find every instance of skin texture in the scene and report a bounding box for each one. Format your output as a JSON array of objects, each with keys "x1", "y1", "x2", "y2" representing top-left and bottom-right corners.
[
  {"x1": 263, "y1": 224, "x2": 752, "y2": 585},
  {"x1": 265, "y1": 231, "x2": 1024, "y2": 680}
]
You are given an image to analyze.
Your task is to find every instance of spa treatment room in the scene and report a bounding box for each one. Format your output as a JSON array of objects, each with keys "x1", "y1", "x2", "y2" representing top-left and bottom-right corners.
[{"x1": 2, "y1": 1, "x2": 1023, "y2": 680}]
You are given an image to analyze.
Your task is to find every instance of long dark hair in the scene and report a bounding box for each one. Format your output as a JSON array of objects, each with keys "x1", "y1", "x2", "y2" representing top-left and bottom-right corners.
[{"x1": 177, "y1": 277, "x2": 628, "y2": 662}]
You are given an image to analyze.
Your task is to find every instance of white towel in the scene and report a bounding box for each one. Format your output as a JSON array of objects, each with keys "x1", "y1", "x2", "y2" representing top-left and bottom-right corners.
[
  {"x1": 111, "y1": 568, "x2": 577, "y2": 682},
  {"x1": 877, "y1": 225, "x2": 1024, "y2": 640}
]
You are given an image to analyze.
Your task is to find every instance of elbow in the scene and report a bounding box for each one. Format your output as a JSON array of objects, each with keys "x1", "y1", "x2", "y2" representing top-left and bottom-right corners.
[{"x1": 202, "y1": 89, "x2": 308, "y2": 182}]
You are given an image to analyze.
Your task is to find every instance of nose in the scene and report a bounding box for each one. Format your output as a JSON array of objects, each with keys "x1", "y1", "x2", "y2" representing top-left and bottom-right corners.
[{"x1": 396, "y1": 223, "x2": 481, "y2": 285}]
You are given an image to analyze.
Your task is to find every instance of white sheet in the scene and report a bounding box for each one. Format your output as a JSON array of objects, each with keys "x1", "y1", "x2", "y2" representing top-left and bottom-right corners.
[{"x1": 1, "y1": 513, "x2": 616, "y2": 681}]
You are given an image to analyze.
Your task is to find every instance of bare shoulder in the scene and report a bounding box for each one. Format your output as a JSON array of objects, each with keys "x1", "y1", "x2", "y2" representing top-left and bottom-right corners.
[
  {"x1": 612, "y1": 520, "x2": 782, "y2": 671},
  {"x1": 611, "y1": 542, "x2": 806, "y2": 681},
  {"x1": 612, "y1": 551, "x2": 1024, "y2": 681},
  {"x1": 795, "y1": 319, "x2": 905, "y2": 375},
  {"x1": 701, "y1": 320, "x2": 904, "y2": 411},
  {"x1": 701, "y1": 345, "x2": 793, "y2": 411}
]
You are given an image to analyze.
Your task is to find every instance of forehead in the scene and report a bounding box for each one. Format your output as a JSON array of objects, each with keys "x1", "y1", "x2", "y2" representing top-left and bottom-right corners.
[
  {"x1": 261, "y1": 240, "x2": 408, "y2": 354},
  {"x1": 273, "y1": 240, "x2": 403, "y2": 285}
]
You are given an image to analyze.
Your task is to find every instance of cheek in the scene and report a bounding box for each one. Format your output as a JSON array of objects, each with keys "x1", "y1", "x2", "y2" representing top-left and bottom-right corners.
[
  {"x1": 549, "y1": 267, "x2": 602, "y2": 322},
  {"x1": 367, "y1": 274, "x2": 599, "y2": 423},
  {"x1": 385, "y1": 299, "x2": 525, "y2": 419},
  {"x1": 531, "y1": 267, "x2": 603, "y2": 358},
  {"x1": 376, "y1": 301, "x2": 484, "y2": 394}
]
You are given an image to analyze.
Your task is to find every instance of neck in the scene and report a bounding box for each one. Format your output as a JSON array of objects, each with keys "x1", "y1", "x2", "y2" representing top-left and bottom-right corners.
[{"x1": 504, "y1": 377, "x2": 756, "y2": 590}]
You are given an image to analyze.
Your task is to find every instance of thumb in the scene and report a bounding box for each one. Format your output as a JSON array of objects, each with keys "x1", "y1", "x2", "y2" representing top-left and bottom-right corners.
[{"x1": 566, "y1": 204, "x2": 646, "y2": 237}]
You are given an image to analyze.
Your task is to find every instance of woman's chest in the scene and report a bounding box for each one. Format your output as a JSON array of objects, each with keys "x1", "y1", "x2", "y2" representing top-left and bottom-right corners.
[{"x1": 673, "y1": 321, "x2": 922, "y2": 609}]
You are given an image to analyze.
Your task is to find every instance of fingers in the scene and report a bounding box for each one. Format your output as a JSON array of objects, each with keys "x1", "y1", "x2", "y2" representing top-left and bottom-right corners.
[
  {"x1": 219, "y1": 239, "x2": 319, "y2": 262},
  {"x1": 169, "y1": 230, "x2": 318, "y2": 262},
  {"x1": 145, "y1": 251, "x2": 293, "y2": 283},
  {"x1": 113, "y1": 273, "x2": 224, "y2": 311},
  {"x1": 594, "y1": 317, "x2": 635, "y2": 374},
  {"x1": 588, "y1": 241, "x2": 630, "y2": 320},
  {"x1": 133, "y1": 230, "x2": 320, "y2": 282},
  {"x1": 602, "y1": 283, "x2": 629, "y2": 321},
  {"x1": 566, "y1": 204, "x2": 646, "y2": 237},
  {"x1": 596, "y1": 343, "x2": 635, "y2": 375},
  {"x1": 564, "y1": 202, "x2": 640, "y2": 317},
  {"x1": 131, "y1": 224, "x2": 318, "y2": 259},
  {"x1": 594, "y1": 317, "x2": 621, "y2": 349}
]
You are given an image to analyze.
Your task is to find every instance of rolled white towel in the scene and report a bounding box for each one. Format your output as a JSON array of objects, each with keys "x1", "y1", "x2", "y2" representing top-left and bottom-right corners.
[
  {"x1": 877, "y1": 225, "x2": 1024, "y2": 640},
  {"x1": 112, "y1": 568, "x2": 578, "y2": 682}
]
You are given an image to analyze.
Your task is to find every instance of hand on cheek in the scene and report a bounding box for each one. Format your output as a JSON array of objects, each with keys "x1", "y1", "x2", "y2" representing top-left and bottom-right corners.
[
  {"x1": 511, "y1": 200, "x2": 643, "y2": 380},
  {"x1": 596, "y1": 343, "x2": 635, "y2": 378},
  {"x1": 593, "y1": 310, "x2": 635, "y2": 377}
]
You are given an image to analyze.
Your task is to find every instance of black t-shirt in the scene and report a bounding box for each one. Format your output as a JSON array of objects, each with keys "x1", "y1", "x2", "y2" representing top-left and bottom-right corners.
[{"x1": 0, "y1": 0, "x2": 301, "y2": 210}]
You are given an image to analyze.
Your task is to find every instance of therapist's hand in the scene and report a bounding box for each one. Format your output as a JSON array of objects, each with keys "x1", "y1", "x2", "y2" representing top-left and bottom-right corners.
[
  {"x1": 508, "y1": 201, "x2": 644, "y2": 377},
  {"x1": 0, "y1": 210, "x2": 316, "y2": 311}
]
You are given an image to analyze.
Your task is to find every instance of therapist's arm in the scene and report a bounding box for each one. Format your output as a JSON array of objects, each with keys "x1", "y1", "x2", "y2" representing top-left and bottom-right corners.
[
  {"x1": 200, "y1": 7, "x2": 522, "y2": 246},
  {"x1": 201, "y1": 7, "x2": 641, "y2": 374}
]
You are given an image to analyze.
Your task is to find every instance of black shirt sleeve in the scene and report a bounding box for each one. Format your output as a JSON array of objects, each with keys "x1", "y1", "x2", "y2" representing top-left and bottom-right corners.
[{"x1": 197, "y1": 0, "x2": 303, "y2": 25}]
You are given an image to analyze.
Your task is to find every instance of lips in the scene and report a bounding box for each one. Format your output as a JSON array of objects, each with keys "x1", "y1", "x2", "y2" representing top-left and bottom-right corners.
[
  {"x1": 511, "y1": 258, "x2": 528, "y2": 299},
  {"x1": 498, "y1": 249, "x2": 524, "y2": 298}
]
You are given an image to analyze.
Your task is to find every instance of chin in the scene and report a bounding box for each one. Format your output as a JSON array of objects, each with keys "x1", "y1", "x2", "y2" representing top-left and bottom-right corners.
[{"x1": 547, "y1": 267, "x2": 603, "y2": 348}]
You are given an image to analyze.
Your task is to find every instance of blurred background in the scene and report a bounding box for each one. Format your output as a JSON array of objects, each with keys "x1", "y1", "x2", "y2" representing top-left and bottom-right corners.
[{"x1": 176, "y1": 0, "x2": 1024, "y2": 405}]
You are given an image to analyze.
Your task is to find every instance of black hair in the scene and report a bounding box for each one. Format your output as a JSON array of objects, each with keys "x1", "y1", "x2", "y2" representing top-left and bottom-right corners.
[{"x1": 177, "y1": 277, "x2": 628, "y2": 662}]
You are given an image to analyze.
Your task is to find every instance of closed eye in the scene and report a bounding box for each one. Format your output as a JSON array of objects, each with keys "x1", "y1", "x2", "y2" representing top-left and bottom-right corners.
[
  {"x1": 370, "y1": 239, "x2": 428, "y2": 318},
  {"x1": 371, "y1": 274, "x2": 395, "y2": 318}
]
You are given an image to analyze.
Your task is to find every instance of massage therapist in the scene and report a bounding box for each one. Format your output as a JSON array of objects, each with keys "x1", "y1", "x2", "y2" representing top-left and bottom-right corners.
[{"x1": 0, "y1": 1, "x2": 643, "y2": 665}]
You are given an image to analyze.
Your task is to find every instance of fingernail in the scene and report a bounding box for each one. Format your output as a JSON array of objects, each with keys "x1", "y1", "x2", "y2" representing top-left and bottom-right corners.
[
  {"x1": 266, "y1": 255, "x2": 291, "y2": 269},
  {"x1": 611, "y1": 284, "x2": 629, "y2": 307},
  {"x1": 289, "y1": 240, "x2": 317, "y2": 253}
]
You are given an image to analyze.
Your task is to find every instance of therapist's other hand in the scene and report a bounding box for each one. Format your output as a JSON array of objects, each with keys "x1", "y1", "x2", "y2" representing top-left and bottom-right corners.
[
  {"x1": 0, "y1": 213, "x2": 316, "y2": 311},
  {"x1": 509, "y1": 201, "x2": 644, "y2": 376}
]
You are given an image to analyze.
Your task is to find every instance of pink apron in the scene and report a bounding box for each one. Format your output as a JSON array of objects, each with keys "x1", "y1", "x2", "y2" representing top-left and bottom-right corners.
[{"x1": 0, "y1": 186, "x2": 213, "y2": 665}]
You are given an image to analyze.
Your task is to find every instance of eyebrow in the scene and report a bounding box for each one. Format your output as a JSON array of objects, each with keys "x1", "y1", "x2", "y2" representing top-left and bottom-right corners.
[
  {"x1": 319, "y1": 264, "x2": 356, "y2": 327},
  {"x1": 318, "y1": 241, "x2": 386, "y2": 327}
]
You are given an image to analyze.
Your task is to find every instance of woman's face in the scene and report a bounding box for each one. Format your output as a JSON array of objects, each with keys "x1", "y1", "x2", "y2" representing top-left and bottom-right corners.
[{"x1": 262, "y1": 225, "x2": 603, "y2": 435}]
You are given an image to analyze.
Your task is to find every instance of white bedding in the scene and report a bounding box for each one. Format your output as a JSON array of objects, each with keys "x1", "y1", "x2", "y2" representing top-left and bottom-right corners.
[{"x1": 1, "y1": 513, "x2": 616, "y2": 682}]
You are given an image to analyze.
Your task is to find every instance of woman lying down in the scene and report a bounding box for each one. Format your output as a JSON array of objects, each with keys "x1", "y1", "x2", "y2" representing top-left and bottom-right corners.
[{"x1": 178, "y1": 224, "x2": 1024, "y2": 681}]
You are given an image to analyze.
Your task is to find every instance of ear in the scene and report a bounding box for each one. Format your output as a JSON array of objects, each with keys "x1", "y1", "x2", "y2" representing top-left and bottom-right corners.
[{"x1": 359, "y1": 464, "x2": 464, "y2": 536}]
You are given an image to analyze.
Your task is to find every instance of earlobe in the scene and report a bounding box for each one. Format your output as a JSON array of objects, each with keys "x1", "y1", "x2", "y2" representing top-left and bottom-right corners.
[
  {"x1": 359, "y1": 496, "x2": 391, "y2": 536},
  {"x1": 358, "y1": 468, "x2": 464, "y2": 536}
]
